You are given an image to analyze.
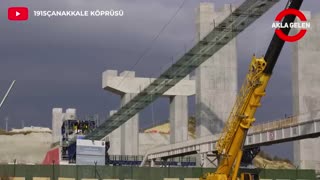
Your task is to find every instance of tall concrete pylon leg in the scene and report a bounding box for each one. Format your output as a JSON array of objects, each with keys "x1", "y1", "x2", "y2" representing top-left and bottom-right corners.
[
  {"x1": 52, "y1": 108, "x2": 64, "y2": 143},
  {"x1": 52, "y1": 108, "x2": 76, "y2": 143},
  {"x1": 120, "y1": 93, "x2": 139, "y2": 155},
  {"x1": 195, "y1": 3, "x2": 237, "y2": 138},
  {"x1": 169, "y1": 95, "x2": 188, "y2": 143},
  {"x1": 195, "y1": 3, "x2": 237, "y2": 167},
  {"x1": 108, "y1": 110, "x2": 123, "y2": 155},
  {"x1": 103, "y1": 70, "x2": 139, "y2": 155},
  {"x1": 292, "y1": 12, "x2": 320, "y2": 173}
]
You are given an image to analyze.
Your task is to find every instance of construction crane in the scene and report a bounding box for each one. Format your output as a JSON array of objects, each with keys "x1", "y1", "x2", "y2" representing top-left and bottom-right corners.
[
  {"x1": 201, "y1": 0, "x2": 303, "y2": 179},
  {"x1": 0, "y1": 80, "x2": 16, "y2": 112},
  {"x1": 0, "y1": 80, "x2": 16, "y2": 131}
]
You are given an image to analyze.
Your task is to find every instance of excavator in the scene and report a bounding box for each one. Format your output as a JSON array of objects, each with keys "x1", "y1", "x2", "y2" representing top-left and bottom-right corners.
[{"x1": 200, "y1": 0, "x2": 304, "y2": 179}]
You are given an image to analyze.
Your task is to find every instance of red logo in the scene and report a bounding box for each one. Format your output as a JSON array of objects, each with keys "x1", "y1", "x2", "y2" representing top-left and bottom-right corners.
[
  {"x1": 8, "y1": 7, "x2": 29, "y2": 21},
  {"x1": 274, "y1": 9, "x2": 309, "y2": 42}
]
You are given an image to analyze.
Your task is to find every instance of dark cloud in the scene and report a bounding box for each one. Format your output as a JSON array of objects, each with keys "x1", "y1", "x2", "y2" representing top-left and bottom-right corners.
[{"x1": 0, "y1": 0, "x2": 319, "y2": 160}]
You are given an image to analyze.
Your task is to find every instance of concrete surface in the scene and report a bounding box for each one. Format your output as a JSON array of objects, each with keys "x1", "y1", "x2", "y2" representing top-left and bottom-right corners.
[
  {"x1": 52, "y1": 108, "x2": 64, "y2": 143},
  {"x1": 52, "y1": 108, "x2": 76, "y2": 143},
  {"x1": 195, "y1": 2, "x2": 237, "y2": 167},
  {"x1": 121, "y1": 93, "x2": 139, "y2": 156},
  {"x1": 169, "y1": 96, "x2": 188, "y2": 143},
  {"x1": 65, "y1": 109, "x2": 76, "y2": 120},
  {"x1": 195, "y1": 3, "x2": 237, "y2": 137},
  {"x1": 102, "y1": 70, "x2": 195, "y2": 96},
  {"x1": 103, "y1": 71, "x2": 139, "y2": 156},
  {"x1": 292, "y1": 12, "x2": 320, "y2": 173},
  {"x1": 107, "y1": 99, "x2": 139, "y2": 156},
  {"x1": 0, "y1": 132, "x2": 51, "y2": 164},
  {"x1": 107, "y1": 110, "x2": 122, "y2": 155}
]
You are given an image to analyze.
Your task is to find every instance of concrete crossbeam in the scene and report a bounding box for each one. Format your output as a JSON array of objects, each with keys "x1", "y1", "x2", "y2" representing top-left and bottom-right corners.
[
  {"x1": 102, "y1": 70, "x2": 195, "y2": 96},
  {"x1": 103, "y1": 70, "x2": 195, "y2": 155}
]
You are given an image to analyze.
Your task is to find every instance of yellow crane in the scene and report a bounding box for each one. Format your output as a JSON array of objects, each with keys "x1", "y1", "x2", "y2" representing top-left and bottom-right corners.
[{"x1": 201, "y1": 0, "x2": 304, "y2": 179}]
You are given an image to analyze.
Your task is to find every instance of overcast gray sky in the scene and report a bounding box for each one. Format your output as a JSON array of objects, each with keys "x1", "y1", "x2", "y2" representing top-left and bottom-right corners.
[{"x1": 0, "y1": 0, "x2": 319, "y2": 160}]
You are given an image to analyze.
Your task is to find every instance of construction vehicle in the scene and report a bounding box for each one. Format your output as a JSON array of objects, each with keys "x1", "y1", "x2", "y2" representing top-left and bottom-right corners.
[{"x1": 201, "y1": 0, "x2": 304, "y2": 179}]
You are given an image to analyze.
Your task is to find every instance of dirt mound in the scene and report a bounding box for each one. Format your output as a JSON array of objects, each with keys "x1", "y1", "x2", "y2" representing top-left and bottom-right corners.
[{"x1": 0, "y1": 132, "x2": 52, "y2": 164}]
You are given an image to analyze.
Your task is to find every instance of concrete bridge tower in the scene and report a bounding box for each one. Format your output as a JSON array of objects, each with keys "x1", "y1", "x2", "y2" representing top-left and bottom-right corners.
[
  {"x1": 195, "y1": 3, "x2": 237, "y2": 137},
  {"x1": 292, "y1": 12, "x2": 320, "y2": 173},
  {"x1": 195, "y1": 2, "x2": 237, "y2": 167}
]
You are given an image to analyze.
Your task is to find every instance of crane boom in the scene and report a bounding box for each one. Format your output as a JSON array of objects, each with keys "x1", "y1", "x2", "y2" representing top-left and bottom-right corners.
[
  {"x1": 0, "y1": 80, "x2": 16, "y2": 111},
  {"x1": 202, "y1": 0, "x2": 304, "y2": 179}
]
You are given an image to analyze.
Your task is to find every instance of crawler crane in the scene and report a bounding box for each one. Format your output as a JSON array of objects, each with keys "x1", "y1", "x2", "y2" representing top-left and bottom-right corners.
[{"x1": 201, "y1": 0, "x2": 304, "y2": 179}]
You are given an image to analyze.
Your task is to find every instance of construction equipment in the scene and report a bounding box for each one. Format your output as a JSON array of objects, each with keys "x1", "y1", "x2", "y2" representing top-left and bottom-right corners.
[
  {"x1": 0, "y1": 80, "x2": 16, "y2": 111},
  {"x1": 201, "y1": 0, "x2": 304, "y2": 179}
]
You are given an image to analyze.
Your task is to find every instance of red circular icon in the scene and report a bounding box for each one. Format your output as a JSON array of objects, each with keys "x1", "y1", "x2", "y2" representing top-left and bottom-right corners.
[{"x1": 274, "y1": 9, "x2": 307, "y2": 42}]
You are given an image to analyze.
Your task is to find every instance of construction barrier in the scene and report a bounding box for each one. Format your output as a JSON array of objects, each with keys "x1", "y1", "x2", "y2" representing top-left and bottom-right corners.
[{"x1": 0, "y1": 165, "x2": 317, "y2": 180}]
